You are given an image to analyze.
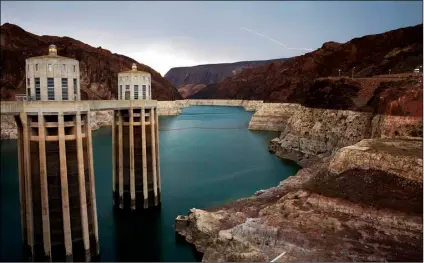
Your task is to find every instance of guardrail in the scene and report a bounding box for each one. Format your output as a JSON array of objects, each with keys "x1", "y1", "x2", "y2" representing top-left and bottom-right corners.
[{"x1": 14, "y1": 94, "x2": 77, "y2": 101}]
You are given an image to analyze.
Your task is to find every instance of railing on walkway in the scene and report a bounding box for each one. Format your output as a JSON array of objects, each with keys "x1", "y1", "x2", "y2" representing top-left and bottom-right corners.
[{"x1": 14, "y1": 94, "x2": 77, "y2": 101}]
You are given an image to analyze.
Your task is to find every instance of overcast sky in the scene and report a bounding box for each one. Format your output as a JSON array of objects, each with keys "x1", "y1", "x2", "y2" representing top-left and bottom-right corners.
[{"x1": 1, "y1": 1, "x2": 422, "y2": 75}]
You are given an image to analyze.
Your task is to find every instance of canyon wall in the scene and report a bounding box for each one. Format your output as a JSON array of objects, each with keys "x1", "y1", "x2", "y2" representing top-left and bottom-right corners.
[{"x1": 252, "y1": 103, "x2": 423, "y2": 167}]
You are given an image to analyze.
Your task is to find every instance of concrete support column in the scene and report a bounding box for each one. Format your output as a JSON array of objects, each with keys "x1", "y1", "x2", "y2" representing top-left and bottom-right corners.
[
  {"x1": 16, "y1": 116, "x2": 26, "y2": 246},
  {"x1": 58, "y1": 113, "x2": 73, "y2": 262},
  {"x1": 141, "y1": 107, "x2": 148, "y2": 208},
  {"x1": 85, "y1": 112, "x2": 100, "y2": 255},
  {"x1": 75, "y1": 112, "x2": 90, "y2": 261},
  {"x1": 38, "y1": 112, "x2": 52, "y2": 261},
  {"x1": 129, "y1": 108, "x2": 136, "y2": 210},
  {"x1": 20, "y1": 113, "x2": 34, "y2": 260},
  {"x1": 118, "y1": 111, "x2": 124, "y2": 209},
  {"x1": 150, "y1": 108, "x2": 158, "y2": 206},
  {"x1": 155, "y1": 107, "x2": 162, "y2": 196},
  {"x1": 112, "y1": 111, "x2": 116, "y2": 206}
]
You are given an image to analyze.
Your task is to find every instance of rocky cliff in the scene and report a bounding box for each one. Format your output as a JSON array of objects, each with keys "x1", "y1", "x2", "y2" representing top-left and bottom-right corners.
[
  {"x1": 175, "y1": 138, "x2": 423, "y2": 262},
  {"x1": 264, "y1": 74, "x2": 423, "y2": 167},
  {"x1": 164, "y1": 58, "x2": 288, "y2": 98},
  {"x1": 0, "y1": 23, "x2": 182, "y2": 101},
  {"x1": 188, "y1": 24, "x2": 423, "y2": 101}
]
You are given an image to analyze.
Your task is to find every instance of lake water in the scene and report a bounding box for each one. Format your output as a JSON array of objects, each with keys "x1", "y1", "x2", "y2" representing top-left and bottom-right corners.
[{"x1": 0, "y1": 105, "x2": 300, "y2": 262}]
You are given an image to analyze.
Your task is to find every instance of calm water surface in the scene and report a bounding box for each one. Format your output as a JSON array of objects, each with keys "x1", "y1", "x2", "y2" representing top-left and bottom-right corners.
[{"x1": 0, "y1": 106, "x2": 299, "y2": 262}]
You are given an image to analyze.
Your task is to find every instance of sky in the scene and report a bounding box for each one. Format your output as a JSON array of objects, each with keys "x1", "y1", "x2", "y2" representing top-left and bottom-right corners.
[{"x1": 1, "y1": 1, "x2": 422, "y2": 75}]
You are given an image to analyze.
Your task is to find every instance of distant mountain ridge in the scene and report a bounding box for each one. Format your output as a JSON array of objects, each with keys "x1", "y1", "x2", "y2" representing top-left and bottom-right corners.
[
  {"x1": 0, "y1": 22, "x2": 182, "y2": 101},
  {"x1": 164, "y1": 58, "x2": 289, "y2": 98},
  {"x1": 188, "y1": 24, "x2": 423, "y2": 102}
]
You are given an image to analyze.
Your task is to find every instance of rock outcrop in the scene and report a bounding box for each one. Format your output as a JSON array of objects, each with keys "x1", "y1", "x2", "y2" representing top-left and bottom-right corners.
[
  {"x1": 187, "y1": 24, "x2": 423, "y2": 101},
  {"x1": 0, "y1": 23, "x2": 182, "y2": 101},
  {"x1": 175, "y1": 138, "x2": 423, "y2": 262},
  {"x1": 248, "y1": 103, "x2": 301, "y2": 132}
]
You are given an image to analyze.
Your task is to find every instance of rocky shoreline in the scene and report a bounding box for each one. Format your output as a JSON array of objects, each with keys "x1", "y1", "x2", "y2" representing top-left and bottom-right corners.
[
  {"x1": 172, "y1": 99, "x2": 423, "y2": 261},
  {"x1": 175, "y1": 137, "x2": 423, "y2": 262}
]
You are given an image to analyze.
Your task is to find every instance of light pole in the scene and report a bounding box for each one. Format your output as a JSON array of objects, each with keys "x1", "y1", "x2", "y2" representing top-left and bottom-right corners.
[
  {"x1": 389, "y1": 69, "x2": 391, "y2": 75},
  {"x1": 352, "y1": 67, "x2": 356, "y2": 78},
  {"x1": 338, "y1": 69, "x2": 341, "y2": 77}
]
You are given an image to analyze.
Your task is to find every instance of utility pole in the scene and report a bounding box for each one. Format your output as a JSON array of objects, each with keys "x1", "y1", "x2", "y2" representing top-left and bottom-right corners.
[{"x1": 352, "y1": 67, "x2": 356, "y2": 78}]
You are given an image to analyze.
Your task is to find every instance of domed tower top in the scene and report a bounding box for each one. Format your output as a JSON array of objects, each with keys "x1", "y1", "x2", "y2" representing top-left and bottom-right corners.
[
  {"x1": 132, "y1": 63, "x2": 137, "y2": 71},
  {"x1": 48, "y1": 44, "x2": 57, "y2": 56}
]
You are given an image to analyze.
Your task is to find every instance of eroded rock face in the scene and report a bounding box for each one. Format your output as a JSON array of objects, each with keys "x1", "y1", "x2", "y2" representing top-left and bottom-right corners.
[
  {"x1": 175, "y1": 138, "x2": 423, "y2": 262},
  {"x1": 265, "y1": 74, "x2": 423, "y2": 167},
  {"x1": 328, "y1": 138, "x2": 423, "y2": 182},
  {"x1": 248, "y1": 103, "x2": 301, "y2": 132},
  {"x1": 270, "y1": 106, "x2": 374, "y2": 167},
  {"x1": 1, "y1": 115, "x2": 17, "y2": 139}
]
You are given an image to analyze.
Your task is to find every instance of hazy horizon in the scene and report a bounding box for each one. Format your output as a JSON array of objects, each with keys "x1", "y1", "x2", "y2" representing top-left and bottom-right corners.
[{"x1": 1, "y1": 1, "x2": 422, "y2": 75}]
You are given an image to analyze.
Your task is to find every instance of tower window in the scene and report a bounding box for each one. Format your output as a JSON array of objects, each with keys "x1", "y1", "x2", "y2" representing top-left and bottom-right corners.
[
  {"x1": 47, "y1": 78, "x2": 55, "y2": 100},
  {"x1": 148, "y1": 85, "x2": 151, "y2": 99},
  {"x1": 134, "y1": 85, "x2": 139, "y2": 100},
  {"x1": 119, "y1": 85, "x2": 122, "y2": 99},
  {"x1": 73, "y1": 65, "x2": 76, "y2": 72},
  {"x1": 35, "y1": 78, "x2": 41, "y2": 100},
  {"x1": 48, "y1": 64, "x2": 52, "y2": 72},
  {"x1": 35, "y1": 64, "x2": 38, "y2": 71},
  {"x1": 142, "y1": 85, "x2": 146, "y2": 99},
  {"x1": 73, "y1": 78, "x2": 78, "y2": 98},
  {"x1": 62, "y1": 64, "x2": 66, "y2": 71},
  {"x1": 27, "y1": 78, "x2": 30, "y2": 86},
  {"x1": 62, "y1": 78, "x2": 68, "y2": 100}
]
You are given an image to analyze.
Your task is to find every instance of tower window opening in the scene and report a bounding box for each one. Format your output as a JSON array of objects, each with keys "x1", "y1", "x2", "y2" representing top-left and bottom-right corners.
[
  {"x1": 62, "y1": 78, "x2": 68, "y2": 100},
  {"x1": 47, "y1": 78, "x2": 55, "y2": 100},
  {"x1": 73, "y1": 78, "x2": 78, "y2": 98},
  {"x1": 142, "y1": 85, "x2": 146, "y2": 99},
  {"x1": 35, "y1": 64, "x2": 39, "y2": 71},
  {"x1": 134, "y1": 85, "x2": 139, "y2": 100},
  {"x1": 35, "y1": 78, "x2": 41, "y2": 100}
]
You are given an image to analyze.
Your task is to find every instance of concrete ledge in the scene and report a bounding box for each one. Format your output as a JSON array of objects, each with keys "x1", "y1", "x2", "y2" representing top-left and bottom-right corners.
[{"x1": 0, "y1": 100, "x2": 158, "y2": 115}]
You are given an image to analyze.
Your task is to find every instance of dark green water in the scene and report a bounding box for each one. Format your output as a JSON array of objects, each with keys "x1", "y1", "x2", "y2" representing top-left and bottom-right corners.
[{"x1": 0, "y1": 106, "x2": 299, "y2": 262}]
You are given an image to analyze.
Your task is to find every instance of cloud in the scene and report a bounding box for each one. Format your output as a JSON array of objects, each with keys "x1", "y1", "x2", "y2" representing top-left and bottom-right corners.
[{"x1": 240, "y1": 26, "x2": 313, "y2": 51}]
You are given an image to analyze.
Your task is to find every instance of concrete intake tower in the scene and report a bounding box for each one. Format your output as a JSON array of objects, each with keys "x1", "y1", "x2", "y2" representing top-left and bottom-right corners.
[
  {"x1": 16, "y1": 45, "x2": 99, "y2": 261},
  {"x1": 113, "y1": 63, "x2": 161, "y2": 210}
]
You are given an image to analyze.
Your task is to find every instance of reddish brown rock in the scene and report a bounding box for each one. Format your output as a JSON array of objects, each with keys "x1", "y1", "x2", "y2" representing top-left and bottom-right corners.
[{"x1": 188, "y1": 24, "x2": 423, "y2": 109}]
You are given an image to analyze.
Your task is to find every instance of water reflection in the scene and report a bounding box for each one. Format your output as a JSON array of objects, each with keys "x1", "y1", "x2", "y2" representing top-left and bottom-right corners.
[{"x1": 114, "y1": 207, "x2": 162, "y2": 262}]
